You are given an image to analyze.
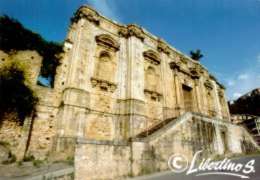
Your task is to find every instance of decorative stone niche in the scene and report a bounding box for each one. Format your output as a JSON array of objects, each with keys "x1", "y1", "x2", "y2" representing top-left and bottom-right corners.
[
  {"x1": 143, "y1": 50, "x2": 162, "y2": 101},
  {"x1": 91, "y1": 34, "x2": 119, "y2": 92}
]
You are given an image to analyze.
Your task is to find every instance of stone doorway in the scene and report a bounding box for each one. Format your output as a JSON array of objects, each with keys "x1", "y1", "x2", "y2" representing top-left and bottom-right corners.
[
  {"x1": 182, "y1": 85, "x2": 193, "y2": 112},
  {"x1": 221, "y1": 130, "x2": 229, "y2": 153}
]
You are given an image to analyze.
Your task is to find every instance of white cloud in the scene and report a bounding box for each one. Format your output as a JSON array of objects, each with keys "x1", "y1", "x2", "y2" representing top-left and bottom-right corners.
[
  {"x1": 227, "y1": 80, "x2": 235, "y2": 86},
  {"x1": 225, "y1": 53, "x2": 260, "y2": 100},
  {"x1": 226, "y1": 70, "x2": 260, "y2": 100},
  {"x1": 238, "y1": 73, "x2": 249, "y2": 80},
  {"x1": 87, "y1": 0, "x2": 121, "y2": 22},
  {"x1": 233, "y1": 92, "x2": 242, "y2": 99}
]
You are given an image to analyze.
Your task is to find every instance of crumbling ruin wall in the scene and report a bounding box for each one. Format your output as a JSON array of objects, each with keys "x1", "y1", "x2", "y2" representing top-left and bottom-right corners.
[{"x1": 0, "y1": 50, "x2": 62, "y2": 161}]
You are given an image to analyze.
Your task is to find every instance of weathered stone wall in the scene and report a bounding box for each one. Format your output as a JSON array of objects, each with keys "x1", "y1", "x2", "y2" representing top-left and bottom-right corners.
[
  {"x1": 25, "y1": 86, "x2": 61, "y2": 159},
  {"x1": 0, "y1": 50, "x2": 42, "y2": 85},
  {"x1": 0, "y1": 50, "x2": 62, "y2": 160},
  {"x1": 74, "y1": 112, "x2": 260, "y2": 179},
  {"x1": 130, "y1": 112, "x2": 260, "y2": 177},
  {"x1": 54, "y1": 6, "x2": 232, "y2": 150},
  {"x1": 75, "y1": 139, "x2": 131, "y2": 180},
  {"x1": 0, "y1": 6, "x2": 258, "y2": 180}
]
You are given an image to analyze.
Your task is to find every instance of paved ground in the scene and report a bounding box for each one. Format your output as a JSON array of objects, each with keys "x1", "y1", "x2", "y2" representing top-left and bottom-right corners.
[
  {"x1": 0, "y1": 162, "x2": 73, "y2": 180},
  {"x1": 131, "y1": 155, "x2": 260, "y2": 180}
]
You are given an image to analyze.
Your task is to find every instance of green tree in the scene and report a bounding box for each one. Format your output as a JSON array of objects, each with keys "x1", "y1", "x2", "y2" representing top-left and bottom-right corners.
[
  {"x1": 0, "y1": 15, "x2": 63, "y2": 87},
  {"x1": 190, "y1": 49, "x2": 204, "y2": 61},
  {"x1": 0, "y1": 62, "x2": 38, "y2": 125}
]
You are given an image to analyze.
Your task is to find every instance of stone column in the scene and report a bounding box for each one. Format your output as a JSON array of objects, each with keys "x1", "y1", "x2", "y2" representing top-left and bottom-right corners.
[
  {"x1": 211, "y1": 80, "x2": 222, "y2": 119},
  {"x1": 200, "y1": 77, "x2": 208, "y2": 115},
  {"x1": 119, "y1": 25, "x2": 146, "y2": 137},
  {"x1": 66, "y1": 19, "x2": 86, "y2": 88},
  {"x1": 194, "y1": 79, "x2": 201, "y2": 113},
  {"x1": 214, "y1": 125, "x2": 225, "y2": 154},
  {"x1": 173, "y1": 70, "x2": 182, "y2": 116}
]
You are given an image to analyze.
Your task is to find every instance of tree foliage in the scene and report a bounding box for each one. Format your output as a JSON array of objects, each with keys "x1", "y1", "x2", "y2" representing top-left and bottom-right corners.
[
  {"x1": 229, "y1": 89, "x2": 260, "y2": 116},
  {"x1": 0, "y1": 62, "x2": 38, "y2": 125},
  {"x1": 0, "y1": 15, "x2": 63, "y2": 87},
  {"x1": 190, "y1": 49, "x2": 204, "y2": 61}
]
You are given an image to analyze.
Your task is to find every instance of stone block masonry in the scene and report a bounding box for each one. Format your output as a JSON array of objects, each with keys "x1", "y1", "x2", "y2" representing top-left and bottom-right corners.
[{"x1": 0, "y1": 5, "x2": 259, "y2": 180}]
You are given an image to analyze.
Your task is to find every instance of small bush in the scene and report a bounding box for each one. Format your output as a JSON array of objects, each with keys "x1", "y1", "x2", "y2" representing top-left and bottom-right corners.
[
  {"x1": 33, "y1": 159, "x2": 44, "y2": 168},
  {"x1": 66, "y1": 156, "x2": 74, "y2": 165},
  {"x1": 2, "y1": 152, "x2": 16, "y2": 164},
  {"x1": 0, "y1": 141, "x2": 10, "y2": 147},
  {"x1": 17, "y1": 161, "x2": 23, "y2": 166},
  {"x1": 23, "y1": 154, "x2": 35, "y2": 162}
]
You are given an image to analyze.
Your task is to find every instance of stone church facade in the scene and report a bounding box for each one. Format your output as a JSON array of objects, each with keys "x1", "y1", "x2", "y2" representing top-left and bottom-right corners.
[{"x1": 0, "y1": 6, "x2": 259, "y2": 180}]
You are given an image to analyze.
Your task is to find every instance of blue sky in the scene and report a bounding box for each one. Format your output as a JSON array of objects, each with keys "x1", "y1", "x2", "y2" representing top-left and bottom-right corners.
[{"x1": 1, "y1": 0, "x2": 260, "y2": 100}]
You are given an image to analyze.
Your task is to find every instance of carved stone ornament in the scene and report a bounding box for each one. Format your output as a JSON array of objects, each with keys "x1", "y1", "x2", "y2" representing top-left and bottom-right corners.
[
  {"x1": 180, "y1": 55, "x2": 188, "y2": 64},
  {"x1": 118, "y1": 24, "x2": 145, "y2": 41},
  {"x1": 143, "y1": 50, "x2": 160, "y2": 65},
  {"x1": 157, "y1": 39, "x2": 171, "y2": 55},
  {"x1": 189, "y1": 67, "x2": 200, "y2": 79},
  {"x1": 204, "y1": 79, "x2": 213, "y2": 90},
  {"x1": 71, "y1": 6, "x2": 100, "y2": 25},
  {"x1": 90, "y1": 77, "x2": 117, "y2": 93},
  {"x1": 169, "y1": 61, "x2": 181, "y2": 70},
  {"x1": 95, "y1": 34, "x2": 120, "y2": 51},
  {"x1": 218, "y1": 90, "x2": 224, "y2": 98},
  {"x1": 144, "y1": 89, "x2": 162, "y2": 102}
]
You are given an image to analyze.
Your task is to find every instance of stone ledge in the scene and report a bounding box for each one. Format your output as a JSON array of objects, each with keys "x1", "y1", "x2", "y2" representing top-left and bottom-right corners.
[{"x1": 76, "y1": 138, "x2": 129, "y2": 146}]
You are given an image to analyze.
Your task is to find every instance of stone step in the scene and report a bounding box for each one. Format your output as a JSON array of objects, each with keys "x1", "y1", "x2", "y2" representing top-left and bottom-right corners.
[{"x1": 135, "y1": 117, "x2": 177, "y2": 138}]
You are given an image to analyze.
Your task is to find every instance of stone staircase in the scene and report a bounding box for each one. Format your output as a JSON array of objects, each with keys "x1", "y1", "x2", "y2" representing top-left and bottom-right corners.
[
  {"x1": 237, "y1": 115, "x2": 260, "y2": 146},
  {"x1": 135, "y1": 117, "x2": 177, "y2": 138},
  {"x1": 133, "y1": 112, "x2": 193, "y2": 141}
]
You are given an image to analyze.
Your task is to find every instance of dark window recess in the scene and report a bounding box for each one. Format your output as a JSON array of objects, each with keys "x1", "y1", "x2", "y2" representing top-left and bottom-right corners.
[{"x1": 37, "y1": 75, "x2": 51, "y2": 87}]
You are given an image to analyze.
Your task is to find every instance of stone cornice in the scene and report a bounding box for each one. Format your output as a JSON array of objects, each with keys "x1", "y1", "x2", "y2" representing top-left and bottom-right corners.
[
  {"x1": 204, "y1": 79, "x2": 213, "y2": 90},
  {"x1": 118, "y1": 24, "x2": 145, "y2": 41},
  {"x1": 95, "y1": 34, "x2": 120, "y2": 51},
  {"x1": 169, "y1": 61, "x2": 181, "y2": 70},
  {"x1": 157, "y1": 39, "x2": 171, "y2": 55},
  {"x1": 71, "y1": 5, "x2": 100, "y2": 25},
  {"x1": 189, "y1": 67, "x2": 200, "y2": 79}
]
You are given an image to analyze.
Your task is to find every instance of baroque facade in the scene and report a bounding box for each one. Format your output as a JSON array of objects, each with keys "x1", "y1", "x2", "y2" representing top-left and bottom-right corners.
[{"x1": 0, "y1": 6, "x2": 259, "y2": 180}]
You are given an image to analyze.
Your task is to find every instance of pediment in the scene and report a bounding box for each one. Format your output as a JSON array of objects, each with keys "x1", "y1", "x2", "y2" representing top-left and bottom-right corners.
[
  {"x1": 143, "y1": 50, "x2": 160, "y2": 65},
  {"x1": 95, "y1": 34, "x2": 120, "y2": 51}
]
